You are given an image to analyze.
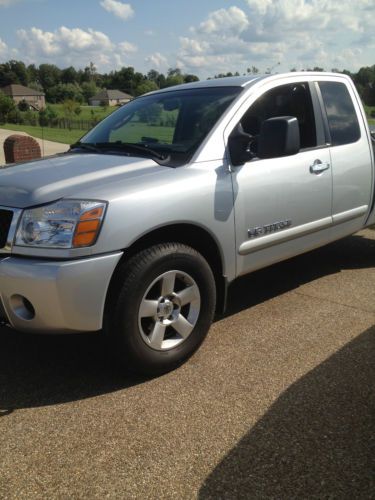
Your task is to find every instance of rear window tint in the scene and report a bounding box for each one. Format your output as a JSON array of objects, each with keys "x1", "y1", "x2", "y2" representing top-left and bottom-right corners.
[{"x1": 319, "y1": 81, "x2": 360, "y2": 146}]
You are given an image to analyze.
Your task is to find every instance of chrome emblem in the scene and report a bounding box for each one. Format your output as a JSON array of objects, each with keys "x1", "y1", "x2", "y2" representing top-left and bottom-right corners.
[{"x1": 248, "y1": 220, "x2": 291, "y2": 238}]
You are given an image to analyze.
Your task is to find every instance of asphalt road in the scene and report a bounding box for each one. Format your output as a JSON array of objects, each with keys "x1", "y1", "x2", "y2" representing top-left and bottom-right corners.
[{"x1": 1, "y1": 230, "x2": 375, "y2": 499}]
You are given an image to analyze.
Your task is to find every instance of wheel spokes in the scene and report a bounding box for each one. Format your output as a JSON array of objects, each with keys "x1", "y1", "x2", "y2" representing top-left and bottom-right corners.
[
  {"x1": 138, "y1": 269, "x2": 201, "y2": 351},
  {"x1": 161, "y1": 271, "x2": 176, "y2": 296},
  {"x1": 139, "y1": 299, "x2": 159, "y2": 318},
  {"x1": 176, "y1": 284, "x2": 199, "y2": 306},
  {"x1": 149, "y1": 322, "x2": 167, "y2": 349},
  {"x1": 172, "y1": 314, "x2": 194, "y2": 339}
]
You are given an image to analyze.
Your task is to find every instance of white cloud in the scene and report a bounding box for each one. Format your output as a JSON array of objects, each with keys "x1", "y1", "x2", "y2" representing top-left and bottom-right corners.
[
  {"x1": 118, "y1": 41, "x2": 137, "y2": 53},
  {"x1": 198, "y1": 6, "x2": 249, "y2": 34},
  {"x1": 145, "y1": 52, "x2": 168, "y2": 69},
  {"x1": 177, "y1": 1, "x2": 375, "y2": 76},
  {"x1": 100, "y1": 0, "x2": 134, "y2": 21},
  {"x1": 15, "y1": 26, "x2": 139, "y2": 70},
  {"x1": 179, "y1": 37, "x2": 209, "y2": 54},
  {"x1": 0, "y1": 37, "x2": 8, "y2": 57},
  {"x1": 17, "y1": 26, "x2": 113, "y2": 58}
]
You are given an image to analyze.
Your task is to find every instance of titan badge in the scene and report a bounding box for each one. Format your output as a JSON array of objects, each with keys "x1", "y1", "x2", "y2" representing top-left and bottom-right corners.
[{"x1": 248, "y1": 220, "x2": 292, "y2": 238}]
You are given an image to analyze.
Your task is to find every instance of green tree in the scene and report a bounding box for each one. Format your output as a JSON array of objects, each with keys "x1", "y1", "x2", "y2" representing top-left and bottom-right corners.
[
  {"x1": 147, "y1": 69, "x2": 160, "y2": 83},
  {"x1": 47, "y1": 83, "x2": 83, "y2": 103},
  {"x1": 38, "y1": 63, "x2": 62, "y2": 90},
  {"x1": 0, "y1": 91, "x2": 15, "y2": 122},
  {"x1": 39, "y1": 105, "x2": 58, "y2": 127},
  {"x1": 184, "y1": 74, "x2": 199, "y2": 83},
  {"x1": 27, "y1": 64, "x2": 39, "y2": 84},
  {"x1": 135, "y1": 80, "x2": 158, "y2": 96},
  {"x1": 82, "y1": 62, "x2": 97, "y2": 83},
  {"x1": 81, "y1": 81, "x2": 99, "y2": 103},
  {"x1": 165, "y1": 68, "x2": 184, "y2": 87},
  {"x1": 0, "y1": 60, "x2": 28, "y2": 86},
  {"x1": 9, "y1": 60, "x2": 29, "y2": 85},
  {"x1": 61, "y1": 66, "x2": 78, "y2": 84}
]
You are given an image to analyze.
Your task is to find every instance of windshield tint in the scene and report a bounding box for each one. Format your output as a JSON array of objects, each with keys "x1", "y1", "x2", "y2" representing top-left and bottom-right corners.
[{"x1": 81, "y1": 86, "x2": 242, "y2": 165}]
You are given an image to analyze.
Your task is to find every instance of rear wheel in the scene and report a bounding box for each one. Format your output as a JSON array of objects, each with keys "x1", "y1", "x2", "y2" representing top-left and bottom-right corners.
[{"x1": 106, "y1": 243, "x2": 216, "y2": 375}]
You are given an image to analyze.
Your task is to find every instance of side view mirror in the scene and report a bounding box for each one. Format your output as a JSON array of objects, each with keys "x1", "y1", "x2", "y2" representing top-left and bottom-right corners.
[
  {"x1": 258, "y1": 116, "x2": 300, "y2": 159},
  {"x1": 228, "y1": 123, "x2": 255, "y2": 166}
]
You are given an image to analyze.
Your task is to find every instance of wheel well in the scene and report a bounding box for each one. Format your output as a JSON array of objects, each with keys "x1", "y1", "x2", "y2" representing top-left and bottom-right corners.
[{"x1": 117, "y1": 224, "x2": 227, "y2": 313}]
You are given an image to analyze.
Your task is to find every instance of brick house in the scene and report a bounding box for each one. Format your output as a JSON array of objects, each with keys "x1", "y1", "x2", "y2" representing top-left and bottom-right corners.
[
  {"x1": 1, "y1": 84, "x2": 46, "y2": 110},
  {"x1": 89, "y1": 89, "x2": 132, "y2": 107}
]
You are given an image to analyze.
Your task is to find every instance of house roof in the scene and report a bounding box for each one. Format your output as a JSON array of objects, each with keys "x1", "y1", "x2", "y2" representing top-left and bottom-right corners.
[
  {"x1": 1, "y1": 84, "x2": 45, "y2": 97},
  {"x1": 90, "y1": 89, "x2": 132, "y2": 101}
]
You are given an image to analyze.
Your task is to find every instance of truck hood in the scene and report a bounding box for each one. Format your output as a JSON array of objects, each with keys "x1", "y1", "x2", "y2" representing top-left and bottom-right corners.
[{"x1": 0, "y1": 153, "x2": 168, "y2": 208}]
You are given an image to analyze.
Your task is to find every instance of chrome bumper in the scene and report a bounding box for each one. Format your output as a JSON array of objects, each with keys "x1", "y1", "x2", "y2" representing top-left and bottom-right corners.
[{"x1": 0, "y1": 252, "x2": 123, "y2": 333}]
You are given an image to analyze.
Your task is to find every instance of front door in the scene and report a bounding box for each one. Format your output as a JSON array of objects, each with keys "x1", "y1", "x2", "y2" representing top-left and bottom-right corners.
[{"x1": 231, "y1": 81, "x2": 333, "y2": 276}]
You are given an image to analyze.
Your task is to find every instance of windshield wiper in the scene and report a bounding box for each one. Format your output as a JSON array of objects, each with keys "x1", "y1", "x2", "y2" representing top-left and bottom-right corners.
[
  {"x1": 70, "y1": 142, "x2": 102, "y2": 153},
  {"x1": 70, "y1": 141, "x2": 171, "y2": 165},
  {"x1": 96, "y1": 142, "x2": 169, "y2": 162}
]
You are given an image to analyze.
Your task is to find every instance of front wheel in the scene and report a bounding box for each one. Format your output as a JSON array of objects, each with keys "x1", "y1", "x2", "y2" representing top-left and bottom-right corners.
[{"x1": 106, "y1": 243, "x2": 216, "y2": 375}]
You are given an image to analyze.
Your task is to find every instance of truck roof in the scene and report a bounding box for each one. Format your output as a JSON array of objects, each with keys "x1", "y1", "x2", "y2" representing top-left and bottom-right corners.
[{"x1": 154, "y1": 71, "x2": 349, "y2": 94}]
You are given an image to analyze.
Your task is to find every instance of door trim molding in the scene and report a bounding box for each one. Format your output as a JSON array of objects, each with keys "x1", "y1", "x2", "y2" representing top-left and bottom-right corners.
[
  {"x1": 332, "y1": 205, "x2": 368, "y2": 225},
  {"x1": 238, "y1": 216, "x2": 332, "y2": 255},
  {"x1": 238, "y1": 204, "x2": 369, "y2": 255}
]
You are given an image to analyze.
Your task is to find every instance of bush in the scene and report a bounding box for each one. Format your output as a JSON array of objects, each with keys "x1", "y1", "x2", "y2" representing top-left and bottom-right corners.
[
  {"x1": 371, "y1": 110, "x2": 375, "y2": 118},
  {"x1": 18, "y1": 99, "x2": 29, "y2": 111},
  {"x1": 23, "y1": 109, "x2": 38, "y2": 126},
  {"x1": 38, "y1": 109, "x2": 48, "y2": 127},
  {"x1": 45, "y1": 105, "x2": 58, "y2": 125},
  {"x1": 62, "y1": 99, "x2": 81, "y2": 118},
  {"x1": 7, "y1": 108, "x2": 25, "y2": 124},
  {"x1": 46, "y1": 83, "x2": 84, "y2": 104},
  {"x1": 0, "y1": 91, "x2": 15, "y2": 123}
]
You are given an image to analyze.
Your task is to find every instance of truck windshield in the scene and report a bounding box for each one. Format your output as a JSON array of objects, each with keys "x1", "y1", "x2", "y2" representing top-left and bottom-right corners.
[{"x1": 78, "y1": 86, "x2": 242, "y2": 166}]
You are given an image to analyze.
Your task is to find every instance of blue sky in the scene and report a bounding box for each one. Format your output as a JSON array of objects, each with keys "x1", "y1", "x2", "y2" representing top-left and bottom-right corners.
[{"x1": 0, "y1": 0, "x2": 374, "y2": 78}]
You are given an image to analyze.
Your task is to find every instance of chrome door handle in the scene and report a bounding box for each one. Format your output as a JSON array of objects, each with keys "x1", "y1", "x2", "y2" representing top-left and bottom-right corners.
[{"x1": 310, "y1": 159, "x2": 330, "y2": 174}]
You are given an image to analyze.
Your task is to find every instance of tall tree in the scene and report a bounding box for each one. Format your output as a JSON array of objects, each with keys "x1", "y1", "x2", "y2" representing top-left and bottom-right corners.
[
  {"x1": 61, "y1": 66, "x2": 78, "y2": 84},
  {"x1": 38, "y1": 64, "x2": 62, "y2": 90}
]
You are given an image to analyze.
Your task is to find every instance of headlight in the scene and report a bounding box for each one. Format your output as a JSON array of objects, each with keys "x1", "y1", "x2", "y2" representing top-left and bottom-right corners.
[{"x1": 15, "y1": 200, "x2": 107, "y2": 248}]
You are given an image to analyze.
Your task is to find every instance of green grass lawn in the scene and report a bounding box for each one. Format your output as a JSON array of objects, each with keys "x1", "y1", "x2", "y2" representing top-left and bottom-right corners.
[
  {"x1": 0, "y1": 122, "x2": 175, "y2": 145},
  {"x1": 110, "y1": 122, "x2": 175, "y2": 143},
  {"x1": 0, "y1": 104, "x2": 116, "y2": 143},
  {"x1": 0, "y1": 123, "x2": 85, "y2": 144},
  {"x1": 49, "y1": 104, "x2": 115, "y2": 121}
]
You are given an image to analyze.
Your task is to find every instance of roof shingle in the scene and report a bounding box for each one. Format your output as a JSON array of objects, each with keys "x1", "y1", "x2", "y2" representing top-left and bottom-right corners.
[
  {"x1": 90, "y1": 89, "x2": 132, "y2": 101},
  {"x1": 1, "y1": 84, "x2": 45, "y2": 97}
]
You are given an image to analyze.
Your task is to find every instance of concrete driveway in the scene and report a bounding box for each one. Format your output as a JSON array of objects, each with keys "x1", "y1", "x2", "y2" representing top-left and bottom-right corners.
[
  {"x1": 0, "y1": 128, "x2": 68, "y2": 165},
  {"x1": 0, "y1": 230, "x2": 375, "y2": 498}
]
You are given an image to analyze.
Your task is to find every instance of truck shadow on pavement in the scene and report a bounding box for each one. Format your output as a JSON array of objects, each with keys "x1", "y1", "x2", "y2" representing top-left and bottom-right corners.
[
  {"x1": 0, "y1": 232, "x2": 374, "y2": 412},
  {"x1": 199, "y1": 324, "x2": 375, "y2": 498},
  {"x1": 224, "y1": 231, "x2": 375, "y2": 318}
]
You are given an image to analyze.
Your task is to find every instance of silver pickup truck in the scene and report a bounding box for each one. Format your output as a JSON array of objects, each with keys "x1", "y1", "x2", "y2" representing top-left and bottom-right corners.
[{"x1": 0, "y1": 72, "x2": 374, "y2": 374}]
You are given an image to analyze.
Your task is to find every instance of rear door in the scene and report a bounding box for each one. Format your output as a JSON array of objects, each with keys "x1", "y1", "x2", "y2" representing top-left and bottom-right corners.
[{"x1": 317, "y1": 79, "x2": 373, "y2": 230}]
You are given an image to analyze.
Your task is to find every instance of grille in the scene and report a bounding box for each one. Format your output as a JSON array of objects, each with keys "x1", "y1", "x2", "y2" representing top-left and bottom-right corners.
[{"x1": 0, "y1": 209, "x2": 13, "y2": 248}]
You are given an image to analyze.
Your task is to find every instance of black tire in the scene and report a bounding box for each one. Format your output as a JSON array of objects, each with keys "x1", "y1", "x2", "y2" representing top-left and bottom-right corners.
[{"x1": 105, "y1": 243, "x2": 216, "y2": 375}]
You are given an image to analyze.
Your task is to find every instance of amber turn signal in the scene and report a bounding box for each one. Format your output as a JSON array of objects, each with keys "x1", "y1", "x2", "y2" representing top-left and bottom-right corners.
[{"x1": 72, "y1": 206, "x2": 104, "y2": 248}]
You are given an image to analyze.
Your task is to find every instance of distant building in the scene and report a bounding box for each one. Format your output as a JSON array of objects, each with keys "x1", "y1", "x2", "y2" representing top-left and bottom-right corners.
[
  {"x1": 89, "y1": 89, "x2": 133, "y2": 107},
  {"x1": 1, "y1": 84, "x2": 46, "y2": 110}
]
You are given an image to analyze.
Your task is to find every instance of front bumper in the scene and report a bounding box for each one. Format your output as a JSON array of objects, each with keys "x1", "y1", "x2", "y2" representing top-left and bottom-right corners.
[{"x1": 0, "y1": 252, "x2": 123, "y2": 333}]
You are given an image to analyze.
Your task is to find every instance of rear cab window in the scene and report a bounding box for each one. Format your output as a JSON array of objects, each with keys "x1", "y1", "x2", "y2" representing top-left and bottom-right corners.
[{"x1": 318, "y1": 81, "x2": 361, "y2": 146}]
